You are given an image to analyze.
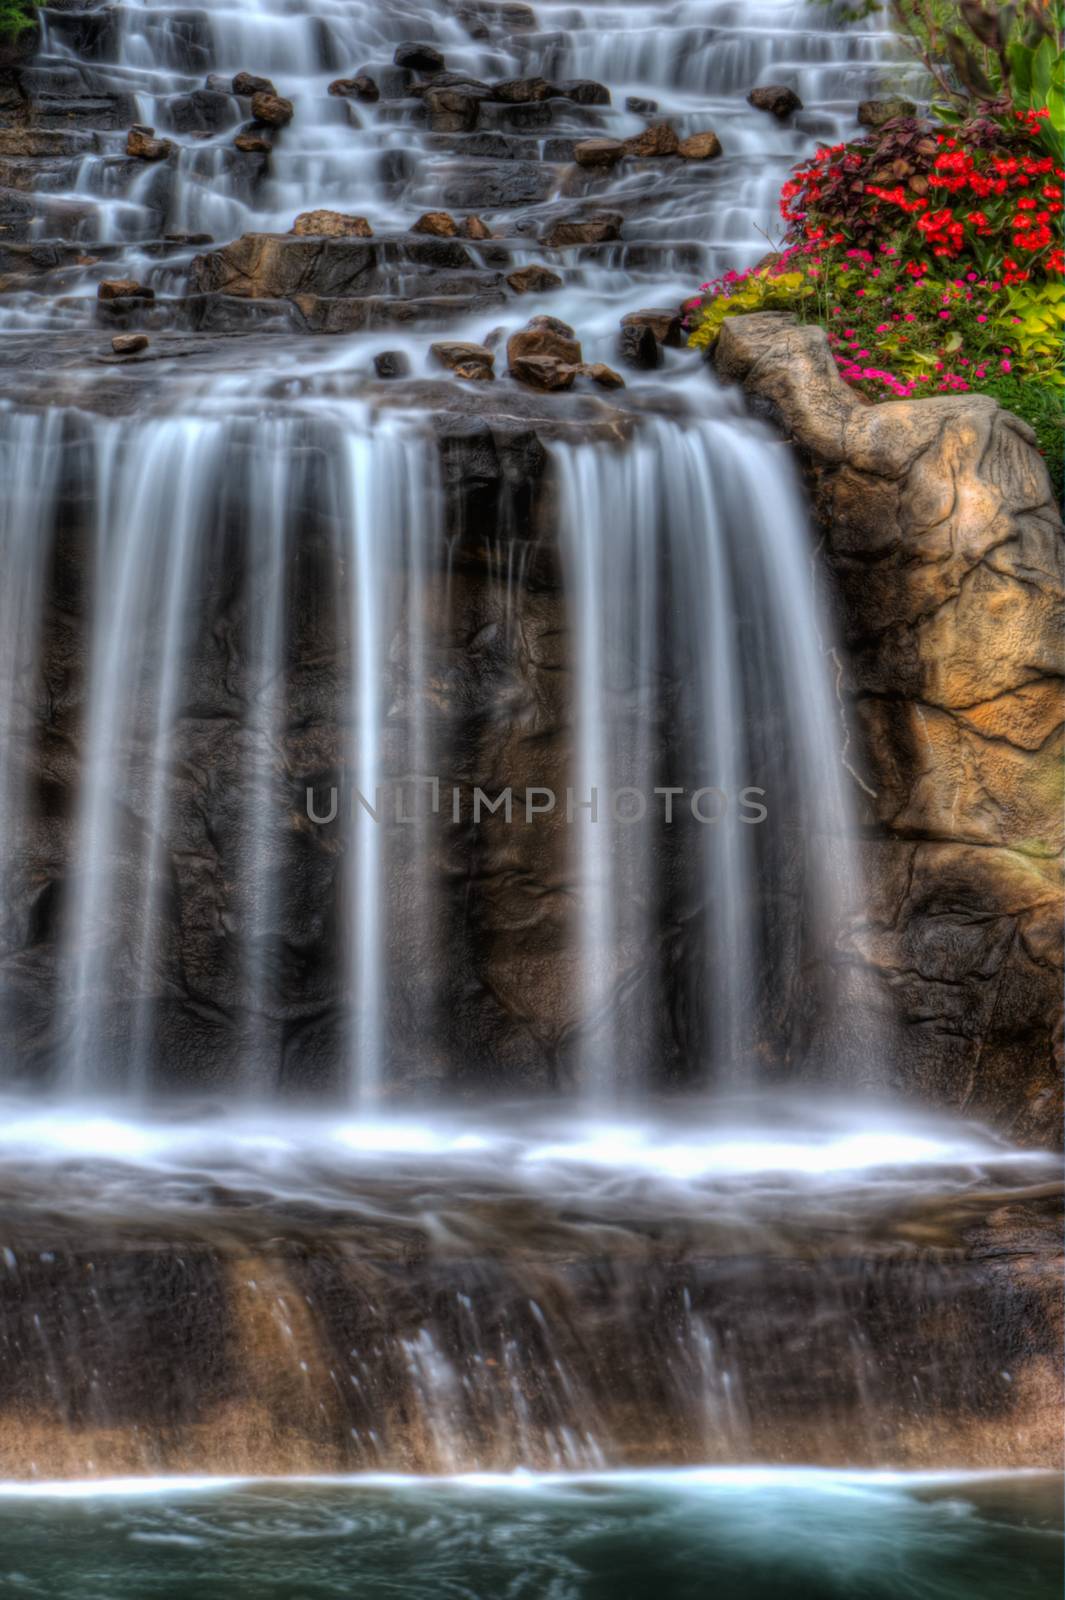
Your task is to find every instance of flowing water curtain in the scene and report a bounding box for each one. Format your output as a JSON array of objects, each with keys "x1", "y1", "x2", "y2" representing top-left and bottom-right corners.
[
  {"x1": 338, "y1": 417, "x2": 442, "y2": 1106},
  {"x1": 556, "y1": 416, "x2": 861, "y2": 1096}
]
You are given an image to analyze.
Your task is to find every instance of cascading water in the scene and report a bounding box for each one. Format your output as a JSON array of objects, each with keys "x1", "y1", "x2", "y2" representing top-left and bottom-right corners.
[{"x1": 0, "y1": 0, "x2": 1059, "y2": 1582}]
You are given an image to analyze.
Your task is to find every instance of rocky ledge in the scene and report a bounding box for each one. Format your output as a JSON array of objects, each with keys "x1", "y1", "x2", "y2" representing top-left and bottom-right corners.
[{"x1": 714, "y1": 313, "x2": 1064, "y2": 1146}]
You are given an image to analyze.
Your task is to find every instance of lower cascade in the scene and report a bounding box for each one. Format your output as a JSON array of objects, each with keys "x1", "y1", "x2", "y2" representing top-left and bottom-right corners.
[{"x1": 0, "y1": 0, "x2": 1060, "y2": 1590}]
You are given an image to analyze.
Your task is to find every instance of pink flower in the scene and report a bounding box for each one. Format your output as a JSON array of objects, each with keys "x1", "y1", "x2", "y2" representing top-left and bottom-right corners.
[
  {"x1": 1000, "y1": 358, "x2": 1012, "y2": 372},
  {"x1": 976, "y1": 314, "x2": 987, "y2": 322},
  {"x1": 939, "y1": 310, "x2": 951, "y2": 319},
  {"x1": 876, "y1": 323, "x2": 891, "y2": 332}
]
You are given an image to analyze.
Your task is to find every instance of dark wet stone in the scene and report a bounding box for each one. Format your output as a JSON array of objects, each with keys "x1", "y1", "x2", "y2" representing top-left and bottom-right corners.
[
  {"x1": 373, "y1": 350, "x2": 412, "y2": 379},
  {"x1": 394, "y1": 42, "x2": 446, "y2": 73}
]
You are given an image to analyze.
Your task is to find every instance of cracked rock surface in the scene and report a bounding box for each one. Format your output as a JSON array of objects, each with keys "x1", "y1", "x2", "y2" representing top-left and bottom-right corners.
[{"x1": 716, "y1": 312, "x2": 1064, "y2": 1144}]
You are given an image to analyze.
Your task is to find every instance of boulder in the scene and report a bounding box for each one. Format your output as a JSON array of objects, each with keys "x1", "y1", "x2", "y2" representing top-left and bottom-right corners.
[
  {"x1": 507, "y1": 314, "x2": 582, "y2": 367},
  {"x1": 747, "y1": 84, "x2": 802, "y2": 118},
  {"x1": 394, "y1": 42, "x2": 445, "y2": 73},
  {"x1": 575, "y1": 361, "x2": 625, "y2": 389},
  {"x1": 555, "y1": 79, "x2": 611, "y2": 105},
  {"x1": 678, "y1": 130, "x2": 722, "y2": 160},
  {"x1": 235, "y1": 133, "x2": 272, "y2": 153},
  {"x1": 111, "y1": 333, "x2": 149, "y2": 355},
  {"x1": 625, "y1": 95, "x2": 658, "y2": 114},
  {"x1": 291, "y1": 210, "x2": 373, "y2": 238},
  {"x1": 430, "y1": 340, "x2": 495, "y2": 380},
  {"x1": 97, "y1": 279, "x2": 154, "y2": 301},
  {"x1": 858, "y1": 97, "x2": 918, "y2": 127},
  {"x1": 618, "y1": 322, "x2": 659, "y2": 368},
  {"x1": 506, "y1": 264, "x2": 563, "y2": 294},
  {"x1": 574, "y1": 138, "x2": 626, "y2": 168},
  {"x1": 488, "y1": 77, "x2": 553, "y2": 103},
  {"x1": 424, "y1": 87, "x2": 482, "y2": 132},
  {"x1": 413, "y1": 211, "x2": 458, "y2": 237},
  {"x1": 232, "y1": 72, "x2": 275, "y2": 97},
  {"x1": 251, "y1": 92, "x2": 294, "y2": 127},
  {"x1": 621, "y1": 307, "x2": 684, "y2": 347},
  {"x1": 189, "y1": 234, "x2": 378, "y2": 299},
  {"x1": 541, "y1": 212, "x2": 623, "y2": 248},
  {"x1": 623, "y1": 123, "x2": 679, "y2": 158},
  {"x1": 126, "y1": 124, "x2": 173, "y2": 160},
  {"x1": 329, "y1": 75, "x2": 379, "y2": 102},
  {"x1": 508, "y1": 354, "x2": 576, "y2": 390},
  {"x1": 713, "y1": 310, "x2": 1065, "y2": 1142},
  {"x1": 462, "y1": 215, "x2": 492, "y2": 240},
  {"x1": 373, "y1": 350, "x2": 411, "y2": 378}
]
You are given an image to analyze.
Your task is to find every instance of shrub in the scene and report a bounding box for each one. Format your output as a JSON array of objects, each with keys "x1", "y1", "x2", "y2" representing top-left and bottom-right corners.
[
  {"x1": 686, "y1": 107, "x2": 1064, "y2": 487},
  {"x1": 0, "y1": 0, "x2": 39, "y2": 38}
]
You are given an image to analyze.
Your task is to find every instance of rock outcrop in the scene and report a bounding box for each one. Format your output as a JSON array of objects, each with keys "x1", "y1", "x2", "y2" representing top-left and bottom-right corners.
[{"x1": 714, "y1": 313, "x2": 1064, "y2": 1144}]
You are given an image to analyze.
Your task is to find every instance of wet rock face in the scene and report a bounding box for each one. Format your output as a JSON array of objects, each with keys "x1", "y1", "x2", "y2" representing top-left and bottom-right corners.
[
  {"x1": 0, "y1": 1187, "x2": 1059, "y2": 1477},
  {"x1": 715, "y1": 314, "x2": 1064, "y2": 1144}
]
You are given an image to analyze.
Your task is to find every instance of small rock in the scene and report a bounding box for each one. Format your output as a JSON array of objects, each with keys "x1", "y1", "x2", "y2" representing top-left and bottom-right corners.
[
  {"x1": 622, "y1": 308, "x2": 684, "y2": 347},
  {"x1": 205, "y1": 74, "x2": 231, "y2": 95},
  {"x1": 374, "y1": 350, "x2": 412, "y2": 379},
  {"x1": 858, "y1": 97, "x2": 918, "y2": 127},
  {"x1": 575, "y1": 361, "x2": 625, "y2": 389},
  {"x1": 507, "y1": 264, "x2": 563, "y2": 294},
  {"x1": 618, "y1": 323, "x2": 659, "y2": 369},
  {"x1": 424, "y1": 87, "x2": 481, "y2": 132},
  {"x1": 251, "y1": 91, "x2": 294, "y2": 128},
  {"x1": 507, "y1": 314, "x2": 582, "y2": 367},
  {"x1": 509, "y1": 354, "x2": 576, "y2": 391},
  {"x1": 291, "y1": 210, "x2": 374, "y2": 238},
  {"x1": 574, "y1": 137, "x2": 626, "y2": 169},
  {"x1": 126, "y1": 124, "x2": 173, "y2": 160},
  {"x1": 430, "y1": 341, "x2": 495, "y2": 380},
  {"x1": 489, "y1": 77, "x2": 553, "y2": 103},
  {"x1": 542, "y1": 212, "x2": 623, "y2": 248},
  {"x1": 625, "y1": 95, "x2": 658, "y2": 114},
  {"x1": 624, "y1": 123, "x2": 679, "y2": 158},
  {"x1": 235, "y1": 133, "x2": 272, "y2": 153},
  {"x1": 97, "y1": 279, "x2": 155, "y2": 301},
  {"x1": 555, "y1": 79, "x2": 611, "y2": 105},
  {"x1": 678, "y1": 130, "x2": 721, "y2": 160},
  {"x1": 329, "y1": 74, "x2": 380, "y2": 102},
  {"x1": 463, "y1": 214, "x2": 492, "y2": 240},
  {"x1": 232, "y1": 72, "x2": 275, "y2": 97},
  {"x1": 394, "y1": 42, "x2": 445, "y2": 73},
  {"x1": 111, "y1": 333, "x2": 149, "y2": 355},
  {"x1": 747, "y1": 85, "x2": 802, "y2": 118},
  {"x1": 413, "y1": 210, "x2": 458, "y2": 238}
]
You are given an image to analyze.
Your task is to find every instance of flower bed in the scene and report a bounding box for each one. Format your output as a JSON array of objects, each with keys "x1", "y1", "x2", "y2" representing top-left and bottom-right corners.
[{"x1": 687, "y1": 106, "x2": 1064, "y2": 495}]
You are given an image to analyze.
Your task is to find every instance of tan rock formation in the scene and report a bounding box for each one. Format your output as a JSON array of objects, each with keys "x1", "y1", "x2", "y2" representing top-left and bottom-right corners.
[
  {"x1": 714, "y1": 312, "x2": 1064, "y2": 1143},
  {"x1": 290, "y1": 209, "x2": 373, "y2": 238}
]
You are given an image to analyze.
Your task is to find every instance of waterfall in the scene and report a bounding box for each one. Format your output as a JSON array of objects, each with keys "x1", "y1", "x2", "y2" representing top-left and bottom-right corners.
[
  {"x1": 0, "y1": 0, "x2": 905, "y2": 1100},
  {"x1": 556, "y1": 415, "x2": 856, "y2": 1098}
]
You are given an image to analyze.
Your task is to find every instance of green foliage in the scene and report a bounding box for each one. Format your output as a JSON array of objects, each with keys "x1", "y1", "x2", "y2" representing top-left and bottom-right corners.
[
  {"x1": 979, "y1": 372, "x2": 1065, "y2": 497},
  {"x1": 889, "y1": 0, "x2": 1065, "y2": 159},
  {"x1": 0, "y1": 0, "x2": 39, "y2": 40},
  {"x1": 1002, "y1": 279, "x2": 1065, "y2": 376},
  {"x1": 687, "y1": 270, "x2": 814, "y2": 351}
]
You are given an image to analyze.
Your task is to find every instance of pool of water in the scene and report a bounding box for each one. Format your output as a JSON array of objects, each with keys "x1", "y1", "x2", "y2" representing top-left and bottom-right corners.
[{"x1": 0, "y1": 1470, "x2": 1060, "y2": 1599}]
